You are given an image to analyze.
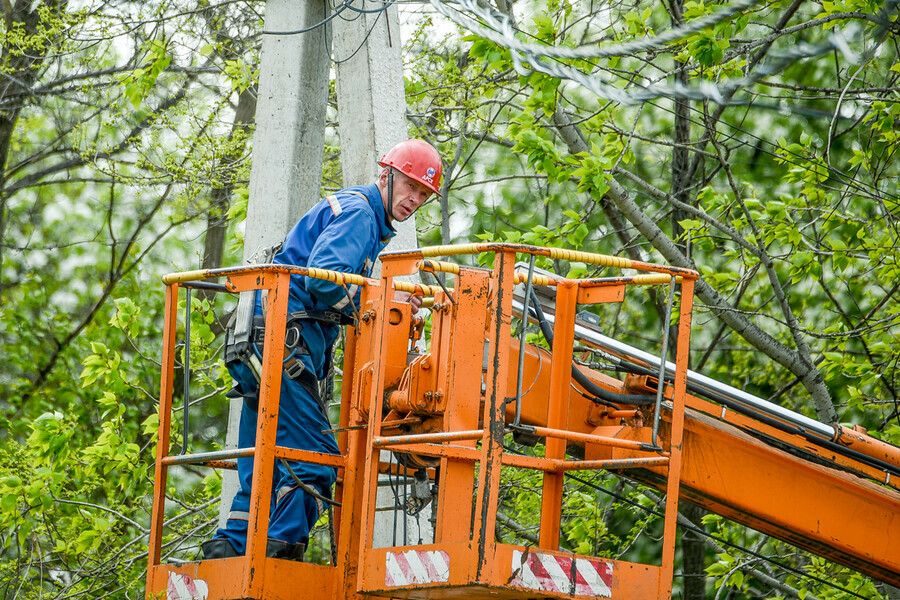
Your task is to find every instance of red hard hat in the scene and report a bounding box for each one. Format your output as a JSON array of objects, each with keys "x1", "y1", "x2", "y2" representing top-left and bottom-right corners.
[{"x1": 378, "y1": 139, "x2": 443, "y2": 196}]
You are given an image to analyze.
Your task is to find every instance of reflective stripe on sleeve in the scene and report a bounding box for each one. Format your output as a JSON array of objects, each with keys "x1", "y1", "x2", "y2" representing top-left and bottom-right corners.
[
  {"x1": 228, "y1": 511, "x2": 250, "y2": 521},
  {"x1": 332, "y1": 284, "x2": 358, "y2": 310},
  {"x1": 326, "y1": 195, "x2": 343, "y2": 217}
]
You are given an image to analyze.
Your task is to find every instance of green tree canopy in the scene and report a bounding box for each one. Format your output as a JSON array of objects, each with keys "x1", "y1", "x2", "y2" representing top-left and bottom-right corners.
[{"x1": 1, "y1": 0, "x2": 898, "y2": 598}]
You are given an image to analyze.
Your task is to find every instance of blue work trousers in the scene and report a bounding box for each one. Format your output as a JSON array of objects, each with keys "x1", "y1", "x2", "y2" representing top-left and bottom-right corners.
[{"x1": 216, "y1": 362, "x2": 338, "y2": 554}]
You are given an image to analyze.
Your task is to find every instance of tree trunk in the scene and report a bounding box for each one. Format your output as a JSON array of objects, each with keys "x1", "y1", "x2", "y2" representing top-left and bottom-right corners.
[
  {"x1": 0, "y1": 0, "x2": 67, "y2": 284},
  {"x1": 680, "y1": 502, "x2": 707, "y2": 600},
  {"x1": 201, "y1": 87, "x2": 257, "y2": 273}
]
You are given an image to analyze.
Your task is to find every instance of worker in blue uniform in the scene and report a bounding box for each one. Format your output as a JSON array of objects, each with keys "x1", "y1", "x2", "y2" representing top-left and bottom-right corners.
[{"x1": 201, "y1": 139, "x2": 443, "y2": 560}]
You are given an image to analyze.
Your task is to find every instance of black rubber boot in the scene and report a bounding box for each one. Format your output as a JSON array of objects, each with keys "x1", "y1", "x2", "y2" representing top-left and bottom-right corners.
[
  {"x1": 200, "y1": 538, "x2": 241, "y2": 559},
  {"x1": 266, "y1": 538, "x2": 306, "y2": 561}
]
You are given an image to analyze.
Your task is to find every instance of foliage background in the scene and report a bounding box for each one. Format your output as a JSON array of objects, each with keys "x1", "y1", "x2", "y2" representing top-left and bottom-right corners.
[{"x1": 0, "y1": 0, "x2": 898, "y2": 598}]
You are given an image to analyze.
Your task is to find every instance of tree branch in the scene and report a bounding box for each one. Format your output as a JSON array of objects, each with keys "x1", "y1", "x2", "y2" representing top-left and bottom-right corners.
[{"x1": 604, "y1": 175, "x2": 838, "y2": 420}]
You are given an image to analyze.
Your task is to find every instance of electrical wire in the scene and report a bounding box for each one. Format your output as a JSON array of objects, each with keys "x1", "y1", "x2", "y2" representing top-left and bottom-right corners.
[
  {"x1": 261, "y1": 0, "x2": 395, "y2": 36},
  {"x1": 625, "y1": 78, "x2": 900, "y2": 206},
  {"x1": 513, "y1": 291, "x2": 900, "y2": 477},
  {"x1": 432, "y1": 0, "x2": 767, "y2": 60},
  {"x1": 386, "y1": 456, "x2": 422, "y2": 544},
  {"x1": 331, "y1": 0, "x2": 397, "y2": 65},
  {"x1": 527, "y1": 288, "x2": 655, "y2": 406},
  {"x1": 388, "y1": 456, "x2": 400, "y2": 546},
  {"x1": 436, "y1": 0, "x2": 900, "y2": 217},
  {"x1": 428, "y1": 0, "x2": 898, "y2": 204},
  {"x1": 410, "y1": 0, "x2": 900, "y2": 228},
  {"x1": 344, "y1": 0, "x2": 399, "y2": 15},
  {"x1": 428, "y1": 0, "x2": 863, "y2": 106},
  {"x1": 418, "y1": 7, "x2": 891, "y2": 590},
  {"x1": 566, "y1": 333, "x2": 900, "y2": 477},
  {"x1": 329, "y1": 4, "x2": 388, "y2": 64},
  {"x1": 263, "y1": 0, "x2": 397, "y2": 36},
  {"x1": 263, "y1": 2, "x2": 351, "y2": 35},
  {"x1": 636, "y1": 96, "x2": 900, "y2": 207},
  {"x1": 403, "y1": 462, "x2": 409, "y2": 544}
]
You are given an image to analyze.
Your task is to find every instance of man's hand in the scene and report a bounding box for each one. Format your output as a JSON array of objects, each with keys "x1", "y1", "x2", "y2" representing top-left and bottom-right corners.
[{"x1": 394, "y1": 290, "x2": 423, "y2": 314}]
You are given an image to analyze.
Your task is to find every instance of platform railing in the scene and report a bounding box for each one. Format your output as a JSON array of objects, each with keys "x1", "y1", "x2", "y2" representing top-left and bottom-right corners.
[
  {"x1": 146, "y1": 244, "x2": 701, "y2": 600},
  {"x1": 146, "y1": 264, "x2": 377, "y2": 600}
]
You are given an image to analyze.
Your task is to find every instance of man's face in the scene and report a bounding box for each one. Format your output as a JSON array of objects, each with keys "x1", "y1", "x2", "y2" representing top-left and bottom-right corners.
[{"x1": 387, "y1": 169, "x2": 433, "y2": 221}]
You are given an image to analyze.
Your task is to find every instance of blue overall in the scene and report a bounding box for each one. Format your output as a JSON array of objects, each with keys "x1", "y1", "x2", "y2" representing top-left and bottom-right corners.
[{"x1": 216, "y1": 184, "x2": 395, "y2": 553}]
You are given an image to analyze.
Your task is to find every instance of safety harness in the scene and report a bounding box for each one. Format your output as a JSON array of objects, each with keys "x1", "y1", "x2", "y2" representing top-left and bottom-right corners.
[{"x1": 224, "y1": 211, "x2": 361, "y2": 412}]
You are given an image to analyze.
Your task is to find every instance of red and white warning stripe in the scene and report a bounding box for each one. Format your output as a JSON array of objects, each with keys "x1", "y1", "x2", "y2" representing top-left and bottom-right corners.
[
  {"x1": 510, "y1": 550, "x2": 613, "y2": 597},
  {"x1": 167, "y1": 572, "x2": 209, "y2": 600},
  {"x1": 385, "y1": 550, "x2": 450, "y2": 587}
]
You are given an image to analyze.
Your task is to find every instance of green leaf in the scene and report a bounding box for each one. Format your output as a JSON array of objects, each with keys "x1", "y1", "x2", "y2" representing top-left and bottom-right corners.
[
  {"x1": 0, "y1": 494, "x2": 18, "y2": 513},
  {"x1": 727, "y1": 570, "x2": 744, "y2": 588},
  {"x1": 17, "y1": 519, "x2": 32, "y2": 547},
  {"x1": 574, "y1": 223, "x2": 589, "y2": 244},
  {"x1": 690, "y1": 33, "x2": 725, "y2": 66},
  {"x1": 532, "y1": 14, "x2": 555, "y2": 40}
]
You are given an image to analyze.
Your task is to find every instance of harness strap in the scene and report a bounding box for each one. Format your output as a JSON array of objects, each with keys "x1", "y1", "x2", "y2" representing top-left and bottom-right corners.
[
  {"x1": 290, "y1": 309, "x2": 355, "y2": 326},
  {"x1": 245, "y1": 316, "x2": 326, "y2": 413}
]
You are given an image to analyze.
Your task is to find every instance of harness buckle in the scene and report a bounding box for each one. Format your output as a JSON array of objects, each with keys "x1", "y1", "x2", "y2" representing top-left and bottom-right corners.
[
  {"x1": 284, "y1": 356, "x2": 306, "y2": 380},
  {"x1": 285, "y1": 324, "x2": 302, "y2": 349}
]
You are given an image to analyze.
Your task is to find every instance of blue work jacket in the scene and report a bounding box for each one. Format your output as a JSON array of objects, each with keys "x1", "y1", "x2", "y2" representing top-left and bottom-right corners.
[{"x1": 264, "y1": 183, "x2": 395, "y2": 379}]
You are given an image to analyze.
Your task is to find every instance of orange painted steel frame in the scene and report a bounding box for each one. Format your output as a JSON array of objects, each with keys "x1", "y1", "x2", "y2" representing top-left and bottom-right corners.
[
  {"x1": 347, "y1": 245, "x2": 698, "y2": 600},
  {"x1": 146, "y1": 246, "x2": 700, "y2": 600},
  {"x1": 601, "y1": 388, "x2": 900, "y2": 586}
]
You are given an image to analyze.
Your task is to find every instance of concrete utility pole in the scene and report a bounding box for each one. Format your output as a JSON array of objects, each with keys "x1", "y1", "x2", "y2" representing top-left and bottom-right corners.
[
  {"x1": 333, "y1": 0, "x2": 416, "y2": 250},
  {"x1": 220, "y1": 0, "x2": 331, "y2": 529},
  {"x1": 241, "y1": 1, "x2": 331, "y2": 262},
  {"x1": 334, "y1": 1, "x2": 432, "y2": 547},
  {"x1": 220, "y1": 0, "x2": 428, "y2": 546}
]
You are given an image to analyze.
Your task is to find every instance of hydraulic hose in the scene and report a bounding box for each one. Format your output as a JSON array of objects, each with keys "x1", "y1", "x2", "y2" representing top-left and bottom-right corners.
[{"x1": 527, "y1": 288, "x2": 657, "y2": 407}]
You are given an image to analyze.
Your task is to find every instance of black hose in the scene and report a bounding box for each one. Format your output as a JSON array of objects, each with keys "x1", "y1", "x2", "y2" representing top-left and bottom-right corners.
[
  {"x1": 527, "y1": 289, "x2": 657, "y2": 407},
  {"x1": 707, "y1": 395, "x2": 900, "y2": 479},
  {"x1": 523, "y1": 292, "x2": 900, "y2": 481},
  {"x1": 598, "y1": 349, "x2": 900, "y2": 479}
]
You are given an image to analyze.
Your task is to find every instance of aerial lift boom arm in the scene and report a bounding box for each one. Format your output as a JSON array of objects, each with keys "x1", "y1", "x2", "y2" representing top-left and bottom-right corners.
[{"x1": 501, "y1": 296, "x2": 900, "y2": 585}]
